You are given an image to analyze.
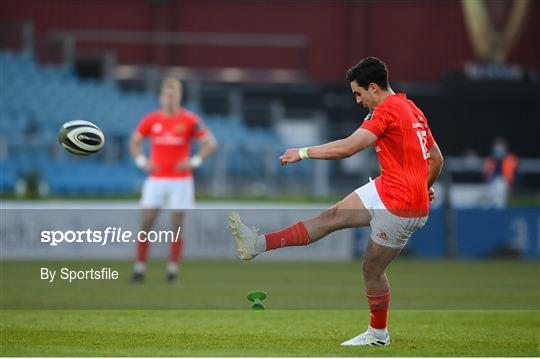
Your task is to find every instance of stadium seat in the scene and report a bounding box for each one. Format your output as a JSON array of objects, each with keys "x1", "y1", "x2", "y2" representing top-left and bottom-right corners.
[{"x1": 1, "y1": 50, "x2": 288, "y2": 195}]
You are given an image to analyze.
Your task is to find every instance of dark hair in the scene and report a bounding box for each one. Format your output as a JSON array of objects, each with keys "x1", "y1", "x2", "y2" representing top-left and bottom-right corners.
[{"x1": 346, "y1": 57, "x2": 389, "y2": 90}]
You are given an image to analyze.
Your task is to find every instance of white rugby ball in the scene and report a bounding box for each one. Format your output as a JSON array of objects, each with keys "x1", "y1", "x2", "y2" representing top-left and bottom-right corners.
[{"x1": 58, "y1": 120, "x2": 105, "y2": 156}]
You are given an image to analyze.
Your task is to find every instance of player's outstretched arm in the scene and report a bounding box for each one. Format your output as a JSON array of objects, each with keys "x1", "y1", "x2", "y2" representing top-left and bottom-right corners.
[{"x1": 279, "y1": 128, "x2": 377, "y2": 165}]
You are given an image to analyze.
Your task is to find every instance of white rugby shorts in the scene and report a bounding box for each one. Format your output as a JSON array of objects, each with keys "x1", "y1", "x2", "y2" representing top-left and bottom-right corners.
[
  {"x1": 354, "y1": 179, "x2": 427, "y2": 249},
  {"x1": 140, "y1": 177, "x2": 195, "y2": 210}
]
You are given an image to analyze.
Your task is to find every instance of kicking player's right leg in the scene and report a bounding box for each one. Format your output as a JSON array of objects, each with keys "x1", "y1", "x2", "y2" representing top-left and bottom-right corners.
[
  {"x1": 229, "y1": 191, "x2": 371, "y2": 260},
  {"x1": 303, "y1": 191, "x2": 371, "y2": 242}
]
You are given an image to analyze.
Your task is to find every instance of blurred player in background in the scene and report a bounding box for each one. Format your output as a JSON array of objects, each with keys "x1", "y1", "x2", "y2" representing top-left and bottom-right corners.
[
  {"x1": 484, "y1": 138, "x2": 518, "y2": 208},
  {"x1": 229, "y1": 57, "x2": 444, "y2": 346},
  {"x1": 130, "y1": 78, "x2": 217, "y2": 283}
]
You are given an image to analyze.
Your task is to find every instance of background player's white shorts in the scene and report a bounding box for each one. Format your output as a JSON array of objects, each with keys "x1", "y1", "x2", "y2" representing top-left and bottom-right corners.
[
  {"x1": 140, "y1": 177, "x2": 195, "y2": 210},
  {"x1": 354, "y1": 179, "x2": 427, "y2": 249}
]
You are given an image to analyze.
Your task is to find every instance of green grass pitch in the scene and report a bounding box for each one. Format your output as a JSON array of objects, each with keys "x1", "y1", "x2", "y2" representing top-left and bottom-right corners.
[{"x1": 1, "y1": 259, "x2": 539, "y2": 356}]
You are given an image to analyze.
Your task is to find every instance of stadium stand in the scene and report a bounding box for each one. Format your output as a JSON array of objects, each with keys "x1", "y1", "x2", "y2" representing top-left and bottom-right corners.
[{"x1": 0, "y1": 50, "x2": 296, "y2": 195}]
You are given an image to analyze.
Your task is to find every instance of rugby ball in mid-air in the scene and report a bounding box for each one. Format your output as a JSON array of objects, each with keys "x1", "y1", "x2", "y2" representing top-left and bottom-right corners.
[{"x1": 58, "y1": 120, "x2": 105, "y2": 156}]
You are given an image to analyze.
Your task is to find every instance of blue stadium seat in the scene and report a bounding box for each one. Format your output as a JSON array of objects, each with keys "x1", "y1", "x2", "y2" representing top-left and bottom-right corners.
[
  {"x1": 1, "y1": 50, "x2": 290, "y2": 195},
  {"x1": 0, "y1": 161, "x2": 18, "y2": 193}
]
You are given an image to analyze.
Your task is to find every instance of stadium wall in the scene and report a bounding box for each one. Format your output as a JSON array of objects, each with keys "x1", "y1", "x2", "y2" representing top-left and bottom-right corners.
[
  {"x1": 3, "y1": 0, "x2": 539, "y2": 82},
  {"x1": 1, "y1": 201, "x2": 353, "y2": 261},
  {"x1": 1, "y1": 201, "x2": 538, "y2": 260}
]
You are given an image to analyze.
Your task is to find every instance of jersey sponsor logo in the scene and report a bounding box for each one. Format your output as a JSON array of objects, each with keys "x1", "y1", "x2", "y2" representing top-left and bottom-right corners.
[
  {"x1": 413, "y1": 116, "x2": 427, "y2": 129},
  {"x1": 154, "y1": 134, "x2": 185, "y2": 145},
  {"x1": 151, "y1": 123, "x2": 163, "y2": 133}
]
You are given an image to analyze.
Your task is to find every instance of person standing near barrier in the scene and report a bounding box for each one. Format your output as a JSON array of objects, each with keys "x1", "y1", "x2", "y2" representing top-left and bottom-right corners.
[{"x1": 484, "y1": 138, "x2": 518, "y2": 208}]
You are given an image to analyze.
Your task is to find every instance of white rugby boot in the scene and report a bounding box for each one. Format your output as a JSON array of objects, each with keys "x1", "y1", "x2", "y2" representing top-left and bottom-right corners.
[
  {"x1": 228, "y1": 211, "x2": 265, "y2": 260},
  {"x1": 340, "y1": 327, "x2": 391, "y2": 346}
]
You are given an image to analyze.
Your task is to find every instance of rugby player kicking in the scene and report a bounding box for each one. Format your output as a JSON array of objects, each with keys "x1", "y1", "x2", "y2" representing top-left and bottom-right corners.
[
  {"x1": 229, "y1": 57, "x2": 443, "y2": 346},
  {"x1": 131, "y1": 78, "x2": 217, "y2": 283}
]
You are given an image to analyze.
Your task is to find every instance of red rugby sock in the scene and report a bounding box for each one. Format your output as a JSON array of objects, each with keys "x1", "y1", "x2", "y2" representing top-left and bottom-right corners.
[
  {"x1": 264, "y1": 221, "x2": 310, "y2": 251},
  {"x1": 169, "y1": 238, "x2": 183, "y2": 263},
  {"x1": 367, "y1": 291, "x2": 391, "y2": 329},
  {"x1": 136, "y1": 239, "x2": 150, "y2": 263}
]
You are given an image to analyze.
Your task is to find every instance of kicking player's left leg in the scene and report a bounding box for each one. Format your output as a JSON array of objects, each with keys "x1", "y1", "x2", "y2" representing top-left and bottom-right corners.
[
  {"x1": 342, "y1": 209, "x2": 427, "y2": 346},
  {"x1": 341, "y1": 240, "x2": 400, "y2": 346},
  {"x1": 229, "y1": 191, "x2": 371, "y2": 260}
]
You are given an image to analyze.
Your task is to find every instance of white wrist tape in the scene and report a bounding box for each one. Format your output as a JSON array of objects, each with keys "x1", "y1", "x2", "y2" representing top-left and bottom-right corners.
[
  {"x1": 189, "y1": 155, "x2": 203, "y2": 168},
  {"x1": 299, "y1": 147, "x2": 309, "y2": 160},
  {"x1": 135, "y1": 155, "x2": 148, "y2": 169}
]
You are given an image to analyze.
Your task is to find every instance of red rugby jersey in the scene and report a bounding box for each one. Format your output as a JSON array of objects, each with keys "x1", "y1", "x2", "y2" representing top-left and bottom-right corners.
[
  {"x1": 137, "y1": 109, "x2": 207, "y2": 178},
  {"x1": 360, "y1": 93, "x2": 435, "y2": 217}
]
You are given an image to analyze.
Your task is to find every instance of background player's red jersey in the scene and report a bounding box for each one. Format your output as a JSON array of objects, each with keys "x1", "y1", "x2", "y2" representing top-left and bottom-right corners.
[
  {"x1": 360, "y1": 93, "x2": 435, "y2": 217},
  {"x1": 137, "y1": 109, "x2": 207, "y2": 178}
]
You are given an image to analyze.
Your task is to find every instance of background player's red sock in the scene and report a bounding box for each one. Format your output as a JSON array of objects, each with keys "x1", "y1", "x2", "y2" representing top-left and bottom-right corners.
[
  {"x1": 265, "y1": 221, "x2": 310, "y2": 251},
  {"x1": 135, "y1": 239, "x2": 150, "y2": 273},
  {"x1": 136, "y1": 239, "x2": 150, "y2": 263},
  {"x1": 366, "y1": 291, "x2": 391, "y2": 329},
  {"x1": 169, "y1": 238, "x2": 183, "y2": 264}
]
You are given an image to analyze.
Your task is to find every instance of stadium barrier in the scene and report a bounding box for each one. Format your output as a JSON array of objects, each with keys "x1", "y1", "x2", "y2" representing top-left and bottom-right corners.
[
  {"x1": 1, "y1": 201, "x2": 538, "y2": 260},
  {"x1": 1, "y1": 202, "x2": 351, "y2": 261}
]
